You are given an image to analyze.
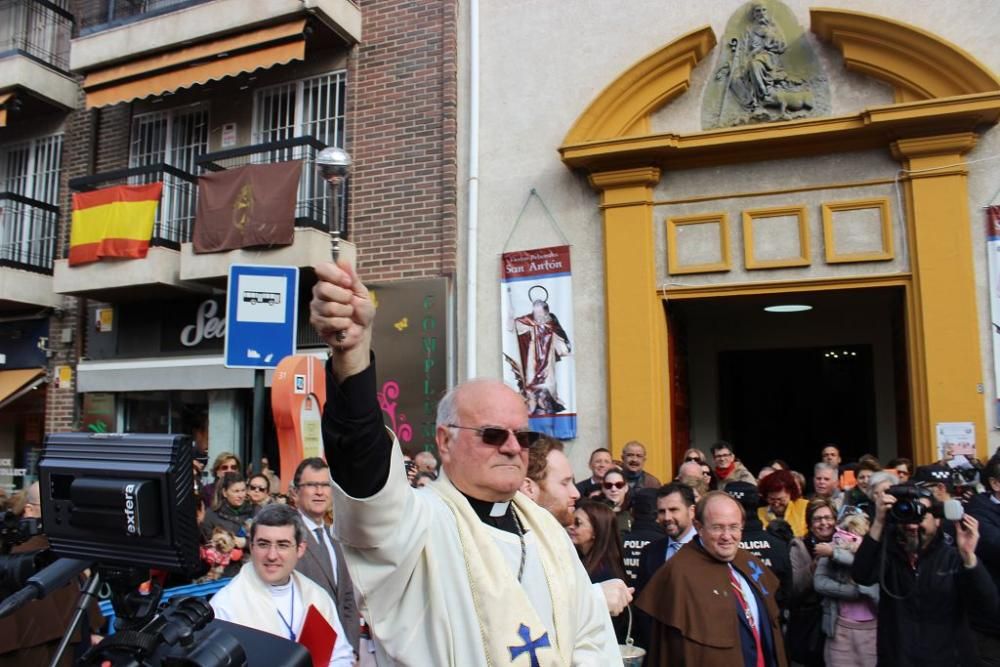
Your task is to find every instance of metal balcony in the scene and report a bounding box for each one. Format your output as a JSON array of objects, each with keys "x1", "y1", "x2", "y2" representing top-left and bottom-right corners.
[
  {"x1": 0, "y1": 192, "x2": 57, "y2": 272},
  {"x1": 51, "y1": 163, "x2": 202, "y2": 301},
  {"x1": 0, "y1": 0, "x2": 77, "y2": 110},
  {"x1": 180, "y1": 135, "x2": 346, "y2": 285},
  {"x1": 0, "y1": 192, "x2": 60, "y2": 310}
]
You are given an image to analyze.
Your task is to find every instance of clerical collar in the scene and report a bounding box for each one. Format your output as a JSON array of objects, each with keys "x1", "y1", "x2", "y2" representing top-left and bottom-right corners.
[{"x1": 461, "y1": 492, "x2": 519, "y2": 535}]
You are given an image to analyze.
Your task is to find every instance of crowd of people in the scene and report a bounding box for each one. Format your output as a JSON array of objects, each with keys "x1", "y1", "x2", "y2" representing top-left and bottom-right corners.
[{"x1": 3, "y1": 256, "x2": 999, "y2": 666}]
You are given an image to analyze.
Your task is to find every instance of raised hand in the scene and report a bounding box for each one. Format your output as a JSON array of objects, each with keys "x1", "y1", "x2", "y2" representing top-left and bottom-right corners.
[
  {"x1": 956, "y1": 514, "x2": 980, "y2": 568},
  {"x1": 310, "y1": 260, "x2": 375, "y2": 379}
]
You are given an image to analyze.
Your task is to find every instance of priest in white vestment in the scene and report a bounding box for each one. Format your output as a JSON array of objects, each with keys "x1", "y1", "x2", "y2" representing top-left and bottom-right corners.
[
  {"x1": 310, "y1": 260, "x2": 623, "y2": 666},
  {"x1": 210, "y1": 503, "x2": 355, "y2": 667}
]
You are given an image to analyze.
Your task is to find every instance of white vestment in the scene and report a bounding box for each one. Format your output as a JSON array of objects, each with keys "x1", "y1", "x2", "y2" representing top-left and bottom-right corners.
[
  {"x1": 331, "y1": 446, "x2": 623, "y2": 666},
  {"x1": 210, "y1": 564, "x2": 354, "y2": 667}
]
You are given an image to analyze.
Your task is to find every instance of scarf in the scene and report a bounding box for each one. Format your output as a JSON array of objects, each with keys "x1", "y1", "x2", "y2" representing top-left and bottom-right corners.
[
  {"x1": 430, "y1": 473, "x2": 575, "y2": 666},
  {"x1": 715, "y1": 461, "x2": 736, "y2": 480}
]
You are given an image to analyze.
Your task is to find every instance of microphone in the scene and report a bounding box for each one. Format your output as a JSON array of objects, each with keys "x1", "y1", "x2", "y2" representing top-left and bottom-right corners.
[{"x1": 0, "y1": 557, "x2": 92, "y2": 618}]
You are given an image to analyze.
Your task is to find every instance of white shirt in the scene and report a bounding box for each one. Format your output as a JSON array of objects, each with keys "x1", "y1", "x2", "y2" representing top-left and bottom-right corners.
[
  {"x1": 729, "y1": 564, "x2": 762, "y2": 634},
  {"x1": 300, "y1": 512, "x2": 339, "y2": 586},
  {"x1": 665, "y1": 525, "x2": 697, "y2": 561}
]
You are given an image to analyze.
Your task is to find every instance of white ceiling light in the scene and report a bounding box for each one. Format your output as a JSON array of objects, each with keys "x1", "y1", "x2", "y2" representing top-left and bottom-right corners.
[{"x1": 763, "y1": 304, "x2": 813, "y2": 313}]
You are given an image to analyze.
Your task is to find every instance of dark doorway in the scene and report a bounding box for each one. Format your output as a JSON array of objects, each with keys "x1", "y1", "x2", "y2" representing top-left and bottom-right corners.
[{"x1": 719, "y1": 344, "x2": 877, "y2": 476}]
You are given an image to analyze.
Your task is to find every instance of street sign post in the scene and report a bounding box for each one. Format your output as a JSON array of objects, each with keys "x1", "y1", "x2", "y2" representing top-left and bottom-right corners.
[
  {"x1": 225, "y1": 264, "x2": 299, "y2": 469},
  {"x1": 224, "y1": 264, "x2": 299, "y2": 369}
]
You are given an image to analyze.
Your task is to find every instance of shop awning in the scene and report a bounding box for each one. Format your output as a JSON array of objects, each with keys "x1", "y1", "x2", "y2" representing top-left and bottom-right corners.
[
  {"x1": 82, "y1": 20, "x2": 307, "y2": 108},
  {"x1": 0, "y1": 93, "x2": 12, "y2": 127},
  {"x1": 0, "y1": 368, "x2": 46, "y2": 409}
]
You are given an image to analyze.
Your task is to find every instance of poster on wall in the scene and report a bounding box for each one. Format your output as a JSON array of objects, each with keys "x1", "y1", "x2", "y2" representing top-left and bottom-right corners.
[
  {"x1": 500, "y1": 245, "x2": 577, "y2": 439},
  {"x1": 936, "y1": 421, "x2": 976, "y2": 460},
  {"x1": 987, "y1": 206, "x2": 1000, "y2": 425}
]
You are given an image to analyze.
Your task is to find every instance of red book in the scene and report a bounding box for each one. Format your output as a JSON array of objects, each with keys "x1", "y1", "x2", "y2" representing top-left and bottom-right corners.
[{"x1": 298, "y1": 604, "x2": 337, "y2": 667}]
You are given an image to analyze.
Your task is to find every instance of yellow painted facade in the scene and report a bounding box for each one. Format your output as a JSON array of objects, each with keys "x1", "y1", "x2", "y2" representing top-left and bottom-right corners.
[{"x1": 560, "y1": 9, "x2": 1000, "y2": 480}]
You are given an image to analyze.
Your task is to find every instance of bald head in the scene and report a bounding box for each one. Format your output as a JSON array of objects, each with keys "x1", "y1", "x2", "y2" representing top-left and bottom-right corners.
[
  {"x1": 23, "y1": 481, "x2": 41, "y2": 518},
  {"x1": 677, "y1": 461, "x2": 703, "y2": 479},
  {"x1": 414, "y1": 451, "x2": 438, "y2": 473},
  {"x1": 435, "y1": 379, "x2": 531, "y2": 502}
]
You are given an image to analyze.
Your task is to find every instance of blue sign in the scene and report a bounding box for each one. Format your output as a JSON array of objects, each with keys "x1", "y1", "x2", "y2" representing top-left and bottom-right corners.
[{"x1": 224, "y1": 264, "x2": 299, "y2": 369}]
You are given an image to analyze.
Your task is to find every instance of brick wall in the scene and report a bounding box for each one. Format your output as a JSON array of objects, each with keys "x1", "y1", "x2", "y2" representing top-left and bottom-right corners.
[
  {"x1": 44, "y1": 87, "x2": 131, "y2": 434},
  {"x1": 347, "y1": 0, "x2": 458, "y2": 282}
]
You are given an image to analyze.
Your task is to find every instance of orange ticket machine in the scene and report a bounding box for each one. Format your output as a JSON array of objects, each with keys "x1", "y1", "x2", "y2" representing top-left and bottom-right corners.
[{"x1": 271, "y1": 354, "x2": 327, "y2": 494}]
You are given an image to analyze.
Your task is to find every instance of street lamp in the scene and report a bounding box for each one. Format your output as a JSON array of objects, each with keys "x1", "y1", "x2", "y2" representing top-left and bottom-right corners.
[{"x1": 316, "y1": 146, "x2": 351, "y2": 341}]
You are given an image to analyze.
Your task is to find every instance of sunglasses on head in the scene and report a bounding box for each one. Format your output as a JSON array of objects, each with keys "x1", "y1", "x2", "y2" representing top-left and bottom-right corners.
[
  {"x1": 448, "y1": 424, "x2": 542, "y2": 448},
  {"x1": 603, "y1": 481, "x2": 627, "y2": 490}
]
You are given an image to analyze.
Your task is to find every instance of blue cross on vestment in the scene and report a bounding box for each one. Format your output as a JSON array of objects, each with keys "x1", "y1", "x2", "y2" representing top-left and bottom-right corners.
[
  {"x1": 508, "y1": 623, "x2": 551, "y2": 667},
  {"x1": 748, "y1": 561, "x2": 768, "y2": 595}
]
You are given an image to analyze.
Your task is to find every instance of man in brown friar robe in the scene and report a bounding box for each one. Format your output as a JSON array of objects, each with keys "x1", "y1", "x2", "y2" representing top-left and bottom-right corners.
[{"x1": 637, "y1": 491, "x2": 787, "y2": 667}]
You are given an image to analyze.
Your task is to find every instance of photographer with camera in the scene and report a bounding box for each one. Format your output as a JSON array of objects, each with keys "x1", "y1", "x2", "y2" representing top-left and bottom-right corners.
[
  {"x1": 964, "y1": 454, "x2": 1000, "y2": 664},
  {"x1": 852, "y1": 481, "x2": 997, "y2": 666}
]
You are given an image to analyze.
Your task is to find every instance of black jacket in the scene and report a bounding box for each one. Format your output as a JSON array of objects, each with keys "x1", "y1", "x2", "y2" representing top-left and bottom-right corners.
[
  {"x1": 622, "y1": 519, "x2": 664, "y2": 589},
  {"x1": 852, "y1": 527, "x2": 998, "y2": 666},
  {"x1": 740, "y1": 516, "x2": 793, "y2": 611},
  {"x1": 964, "y1": 492, "x2": 1000, "y2": 635}
]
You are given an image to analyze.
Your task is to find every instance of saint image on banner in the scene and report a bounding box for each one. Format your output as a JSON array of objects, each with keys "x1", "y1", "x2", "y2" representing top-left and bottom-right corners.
[
  {"x1": 500, "y1": 245, "x2": 577, "y2": 439},
  {"x1": 509, "y1": 285, "x2": 571, "y2": 415}
]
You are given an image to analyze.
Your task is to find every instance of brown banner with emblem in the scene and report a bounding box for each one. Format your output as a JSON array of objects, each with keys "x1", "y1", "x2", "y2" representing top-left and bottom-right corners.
[{"x1": 193, "y1": 160, "x2": 302, "y2": 253}]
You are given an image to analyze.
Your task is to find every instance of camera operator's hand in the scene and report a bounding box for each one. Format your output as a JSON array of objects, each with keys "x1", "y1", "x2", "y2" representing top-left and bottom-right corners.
[
  {"x1": 311, "y1": 260, "x2": 375, "y2": 381},
  {"x1": 870, "y1": 491, "x2": 896, "y2": 541},
  {"x1": 956, "y1": 514, "x2": 980, "y2": 569}
]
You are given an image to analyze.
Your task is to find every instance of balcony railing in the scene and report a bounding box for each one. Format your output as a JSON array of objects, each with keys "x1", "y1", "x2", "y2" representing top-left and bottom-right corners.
[
  {"x1": 0, "y1": 192, "x2": 58, "y2": 273},
  {"x1": 0, "y1": 0, "x2": 73, "y2": 71},
  {"x1": 68, "y1": 163, "x2": 198, "y2": 250},
  {"x1": 197, "y1": 135, "x2": 345, "y2": 235},
  {"x1": 78, "y1": 0, "x2": 213, "y2": 35}
]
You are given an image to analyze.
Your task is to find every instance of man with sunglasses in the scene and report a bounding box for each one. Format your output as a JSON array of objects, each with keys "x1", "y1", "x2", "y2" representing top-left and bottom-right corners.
[{"x1": 310, "y1": 261, "x2": 621, "y2": 666}]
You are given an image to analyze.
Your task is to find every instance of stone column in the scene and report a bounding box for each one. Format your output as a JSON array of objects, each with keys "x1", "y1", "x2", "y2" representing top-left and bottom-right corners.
[
  {"x1": 588, "y1": 167, "x2": 671, "y2": 479},
  {"x1": 892, "y1": 132, "x2": 986, "y2": 462}
]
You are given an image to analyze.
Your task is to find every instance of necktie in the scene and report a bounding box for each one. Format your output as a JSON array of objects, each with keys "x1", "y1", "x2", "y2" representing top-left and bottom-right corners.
[
  {"x1": 666, "y1": 541, "x2": 681, "y2": 561},
  {"x1": 729, "y1": 567, "x2": 765, "y2": 667},
  {"x1": 313, "y1": 526, "x2": 334, "y2": 577}
]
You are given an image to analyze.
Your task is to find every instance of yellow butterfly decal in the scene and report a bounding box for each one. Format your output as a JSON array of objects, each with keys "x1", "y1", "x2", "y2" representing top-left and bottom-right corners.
[{"x1": 394, "y1": 317, "x2": 409, "y2": 332}]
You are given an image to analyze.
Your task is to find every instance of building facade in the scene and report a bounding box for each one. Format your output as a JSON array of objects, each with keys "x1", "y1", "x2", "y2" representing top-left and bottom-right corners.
[
  {"x1": 461, "y1": 0, "x2": 1000, "y2": 481},
  {"x1": 0, "y1": 0, "x2": 457, "y2": 490}
]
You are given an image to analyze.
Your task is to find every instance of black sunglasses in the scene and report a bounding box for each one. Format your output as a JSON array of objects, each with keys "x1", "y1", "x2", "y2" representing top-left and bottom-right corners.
[
  {"x1": 448, "y1": 424, "x2": 542, "y2": 448},
  {"x1": 603, "y1": 481, "x2": 627, "y2": 490},
  {"x1": 248, "y1": 484, "x2": 268, "y2": 492},
  {"x1": 684, "y1": 456, "x2": 703, "y2": 462}
]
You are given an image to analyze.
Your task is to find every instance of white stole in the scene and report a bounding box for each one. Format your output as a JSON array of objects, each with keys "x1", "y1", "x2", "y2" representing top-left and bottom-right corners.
[{"x1": 430, "y1": 474, "x2": 575, "y2": 666}]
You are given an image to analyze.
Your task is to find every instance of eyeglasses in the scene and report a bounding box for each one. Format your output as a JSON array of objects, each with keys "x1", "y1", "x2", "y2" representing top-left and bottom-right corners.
[
  {"x1": 705, "y1": 524, "x2": 742, "y2": 536},
  {"x1": 603, "y1": 481, "x2": 627, "y2": 490},
  {"x1": 684, "y1": 456, "x2": 704, "y2": 462},
  {"x1": 217, "y1": 464, "x2": 238, "y2": 472},
  {"x1": 248, "y1": 484, "x2": 269, "y2": 492},
  {"x1": 252, "y1": 539, "x2": 295, "y2": 553},
  {"x1": 811, "y1": 515, "x2": 836, "y2": 523},
  {"x1": 297, "y1": 481, "x2": 332, "y2": 491},
  {"x1": 447, "y1": 424, "x2": 542, "y2": 448},
  {"x1": 713, "y1": 452, "x2": 734, "y2": 460}
]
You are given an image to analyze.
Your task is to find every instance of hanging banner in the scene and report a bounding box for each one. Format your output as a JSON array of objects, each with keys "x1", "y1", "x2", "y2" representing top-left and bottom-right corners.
[
  {"x1": 988, "y1": 205, "x2": 1000, "y2": 425},
  {"x1": 501, "y1": 245, "x2": 577, "y2": 439}
]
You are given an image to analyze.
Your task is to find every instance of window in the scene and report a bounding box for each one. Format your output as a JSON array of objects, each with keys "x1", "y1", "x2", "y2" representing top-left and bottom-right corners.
[
  {"x1": 0, "y1": 134, "x2": 62, "y2": 269},
  {"x1": 252, "y1": 71, "x2": 346, "y2": 147},
  {"x1": 253, "y1": 72, "x2": 346, "y2": 226},
  {"x1": 0, "y1": 0, "x2": 71, "y2": 70},
  {"x1": 130, "y1": 105, "x2": 208, "y2": 243}
]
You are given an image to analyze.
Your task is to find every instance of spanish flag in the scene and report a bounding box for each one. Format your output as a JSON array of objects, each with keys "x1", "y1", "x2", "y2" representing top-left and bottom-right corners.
[{"x1": 69, "y1": 182, "x2": 163, "y2": 266}]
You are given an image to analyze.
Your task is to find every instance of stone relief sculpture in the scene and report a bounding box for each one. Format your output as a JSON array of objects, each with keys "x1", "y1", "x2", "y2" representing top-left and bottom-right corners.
[{"x1": 702, "y1": 1, "x2": 830, "y2": 128}]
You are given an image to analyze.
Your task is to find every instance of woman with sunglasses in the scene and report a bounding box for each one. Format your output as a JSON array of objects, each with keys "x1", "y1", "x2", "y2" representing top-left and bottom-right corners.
[
  {"x1": 568, "y1": 499, "x2": 630, "y2": 642},
  {"x1": 599, "y1": 468, "x2": 632, "y2": 534},
  {"x1": 200, "y1": 452, "x2": 243, "y2": 507},
  {"x1": 681, "y1": 448, "x2": 705, "y2": 465},
  {"x1": 246, "y1": 473, "x2": 273, "y2": 509},
  {"x1": 788, "y1": 498, "x2": 839, "y2": 667}
]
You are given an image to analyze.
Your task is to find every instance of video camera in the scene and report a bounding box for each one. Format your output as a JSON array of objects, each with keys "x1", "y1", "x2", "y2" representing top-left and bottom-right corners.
[
  {"x1": 0, "y1": 511, "x2": 47, "y2": 599},
  {"x1": 0, "y1": 433, "x2": 309, "y2": 666}
]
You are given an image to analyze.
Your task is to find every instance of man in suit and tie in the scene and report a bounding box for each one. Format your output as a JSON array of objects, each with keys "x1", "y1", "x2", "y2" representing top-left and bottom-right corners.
[{"x1": 291, "y1": 457, "x2": 360, "y2": 653}]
